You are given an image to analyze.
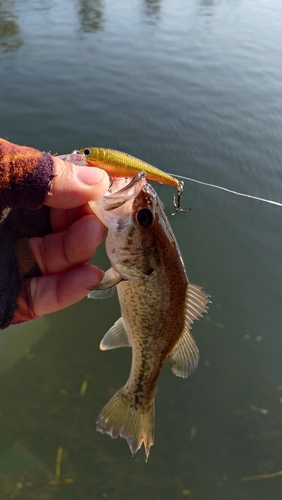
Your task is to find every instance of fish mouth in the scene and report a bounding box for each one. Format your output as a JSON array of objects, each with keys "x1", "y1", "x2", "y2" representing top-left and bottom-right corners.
[
  {"x1": 103, "y1": 171, "x2": 148, "y2": 211},
  {"x1": 116, "y1": 171, "x2": 146, "y2": 193}
]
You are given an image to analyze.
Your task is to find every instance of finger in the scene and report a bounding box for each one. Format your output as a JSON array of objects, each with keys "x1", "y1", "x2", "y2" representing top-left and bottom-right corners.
[
  {"x1": 45, "y1": 157, "x2": 110, "y2": 209},
  {"x1": 29, "y1": 215, "x2": 105, "y2": 275},
  {"x1": 31, "y1": 264, "x2": 103, "y2": 316},
  {"x1": 50, "y1": 203, "x2": 94, "y2": 233}
]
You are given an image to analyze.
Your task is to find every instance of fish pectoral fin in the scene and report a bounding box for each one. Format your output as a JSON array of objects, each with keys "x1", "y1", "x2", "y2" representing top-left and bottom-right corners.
[
  {"x1": 87, "y1": 268, "x2": 123, "y2": 299},
  {"x1": 186, "y1": 282, "x2": 210, "y2": 327},
  {"x1": 167, "y1": 327, "x2": 199, "y2": 378},
  {"x1": 100, "y1": 317, "x2": 131, "y2": 350},
  {"x1": 87, "y1": 287, "x2": 116, "y2": 300},
  {"x1": 97, "y1": 387, "x2": 154, "y2": 462}
]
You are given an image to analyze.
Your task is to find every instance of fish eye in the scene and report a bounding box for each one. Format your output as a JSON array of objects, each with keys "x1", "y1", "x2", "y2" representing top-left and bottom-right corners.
[
  {"x1": 137, "y1": 208, "x2": 153, "y2": 228},
  {"x1": 83, "y1": 148, "x2": 91, "y2": 156}
]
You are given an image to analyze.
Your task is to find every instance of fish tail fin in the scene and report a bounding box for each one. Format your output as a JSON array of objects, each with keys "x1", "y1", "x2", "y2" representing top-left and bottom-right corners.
[{"x1": 96, "y1": 388, "x2": 154, "y2": 462}]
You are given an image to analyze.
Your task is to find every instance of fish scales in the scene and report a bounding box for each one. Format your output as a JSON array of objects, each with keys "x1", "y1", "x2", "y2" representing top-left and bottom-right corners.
[
  {"x1": 88, "y1": 172, "x2": 210, "y2": 461},
  {"x1": 118, "y1": 258, "x2": 187, "y2": 407}
]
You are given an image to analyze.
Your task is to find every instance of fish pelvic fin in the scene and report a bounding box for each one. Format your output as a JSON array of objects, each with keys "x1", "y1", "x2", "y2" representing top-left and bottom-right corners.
[
  {"x1": 167, "y1": 282, "x2": 210, "y2": 378},
  {"x1": 96, "y1": 388, "x2": 154, "y2": 462},
  {"x1": 100, "y1": 317, "x2": 131, "y2": 350}
]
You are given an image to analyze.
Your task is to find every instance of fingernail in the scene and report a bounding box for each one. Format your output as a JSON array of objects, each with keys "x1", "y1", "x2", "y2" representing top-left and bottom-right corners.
[{"x1": 77, "y1": 166, "x2": 105, "y2": 185}]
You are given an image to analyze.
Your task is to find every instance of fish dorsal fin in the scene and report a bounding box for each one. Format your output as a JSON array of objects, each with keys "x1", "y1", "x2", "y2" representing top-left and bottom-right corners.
[
  {"x1": 87, "y1": 268, "x2": 123, "y2": 299},
  {"x1": 186, "y1": 282, "x2": 210, "y2": 327},
  {"x1": 100, "y1": 317, "x2": 131, "y2": 350},
  {"x1": 167, "y1": 282, "x2": 210, "y2": 378}
]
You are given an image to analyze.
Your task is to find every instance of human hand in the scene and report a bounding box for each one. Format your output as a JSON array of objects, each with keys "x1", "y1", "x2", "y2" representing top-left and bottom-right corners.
[{"x1": 29, "y1": 157, "x2": 109, "y2": 317}]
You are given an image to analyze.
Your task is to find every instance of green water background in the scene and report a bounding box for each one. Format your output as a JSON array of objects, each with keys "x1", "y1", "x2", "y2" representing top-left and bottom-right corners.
[{"x1": 1, "y1": 0, "x2": 282, "y2": 498}]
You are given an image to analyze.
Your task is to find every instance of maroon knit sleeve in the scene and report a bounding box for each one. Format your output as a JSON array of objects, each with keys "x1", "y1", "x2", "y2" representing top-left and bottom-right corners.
[
  {"x1": 11, "y1": 238, "x2": 40, "y2": 325},
  {"x1": 0, "y1": 138, "x2": 54, "y2": 209}
]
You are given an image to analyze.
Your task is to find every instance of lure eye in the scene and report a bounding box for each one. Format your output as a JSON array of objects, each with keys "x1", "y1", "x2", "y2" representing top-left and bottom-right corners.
[
  {"x1": 83, "y1": 148, "x2": 91, "y2": 156},
  {"x1": 137, "y1": 208, "x2": 153, "y2": 228}
]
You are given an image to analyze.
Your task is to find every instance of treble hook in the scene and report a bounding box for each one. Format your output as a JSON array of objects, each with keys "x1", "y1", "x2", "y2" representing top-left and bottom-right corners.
[{"x1": 170, "y1": 181, "x2": 192, "y2": 216}]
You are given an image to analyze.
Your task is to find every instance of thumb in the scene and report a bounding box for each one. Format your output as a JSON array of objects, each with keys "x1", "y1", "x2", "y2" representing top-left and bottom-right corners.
[{"x1": 45, "y1": 157, "x2": 110, "y2": 209}]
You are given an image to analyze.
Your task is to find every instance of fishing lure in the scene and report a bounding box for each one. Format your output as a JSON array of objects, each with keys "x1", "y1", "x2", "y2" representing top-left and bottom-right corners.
[
  {"x1": 76, "y1": 147, "x2": 190, "y2": 214},
  {"x1": 59, "y1": 148, "x2": 282, "y2": 209}
]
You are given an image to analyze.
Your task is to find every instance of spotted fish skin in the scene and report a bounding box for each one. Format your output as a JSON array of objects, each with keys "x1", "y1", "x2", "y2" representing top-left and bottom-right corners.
[{"x1": 88, "y1": 173, "x2": 210, "y2": 461}]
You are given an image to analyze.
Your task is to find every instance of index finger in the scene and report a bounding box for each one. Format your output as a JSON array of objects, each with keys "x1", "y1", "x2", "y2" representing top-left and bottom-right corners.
[{"x1": 50, "y1": 203, "x2": 96, "y2": 233}]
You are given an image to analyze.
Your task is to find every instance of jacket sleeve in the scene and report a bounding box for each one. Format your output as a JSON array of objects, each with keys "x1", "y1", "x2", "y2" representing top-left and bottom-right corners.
[
  {"x1": 0, "y1": 138, "x2": 54, "y2": 208},
  {"x1": 0, "y1": 139, "x2": 55, "y2": 329}
]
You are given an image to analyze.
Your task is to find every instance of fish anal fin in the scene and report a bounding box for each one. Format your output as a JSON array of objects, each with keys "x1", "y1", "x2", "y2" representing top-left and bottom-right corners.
[
  {"x1": 168, "y1": 282, "x2": 209, "y2": 378},
  {"x1": 100, "y1": 318, "x2": 131, "y2": 351},
  {"x1": 87, "y1": 268, "x2": 123, "y2": 299},
  {"x1": 96, "y1": 388, "x2": 154, "y2": 462},
  {"x1": 167, "y1": 327, "x2": 199, "y2": 378},
  {"x1": 186, "y1": 282, "x2": 210, "y2": 327}
]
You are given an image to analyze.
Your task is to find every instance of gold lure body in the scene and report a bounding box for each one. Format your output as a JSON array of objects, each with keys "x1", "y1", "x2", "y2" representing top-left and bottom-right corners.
[{"x1": 78, "y1": 147, "x2": 180, "y2": 187}]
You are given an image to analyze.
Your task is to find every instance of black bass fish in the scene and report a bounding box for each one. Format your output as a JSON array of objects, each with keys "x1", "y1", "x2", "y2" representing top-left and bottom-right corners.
[{"x1": 88, "y1": 172, "x2": 210, "y2": 461}]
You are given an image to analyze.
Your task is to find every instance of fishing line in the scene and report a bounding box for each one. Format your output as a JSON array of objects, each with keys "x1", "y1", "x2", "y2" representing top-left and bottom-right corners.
[{"x1": 168, "y1": 173, "x2": 282, "y2": 207}]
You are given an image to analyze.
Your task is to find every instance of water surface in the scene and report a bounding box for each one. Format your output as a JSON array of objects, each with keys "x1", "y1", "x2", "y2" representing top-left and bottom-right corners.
[{"x1": 1, "y1": 0, "x2": 282, "y2": 498}]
